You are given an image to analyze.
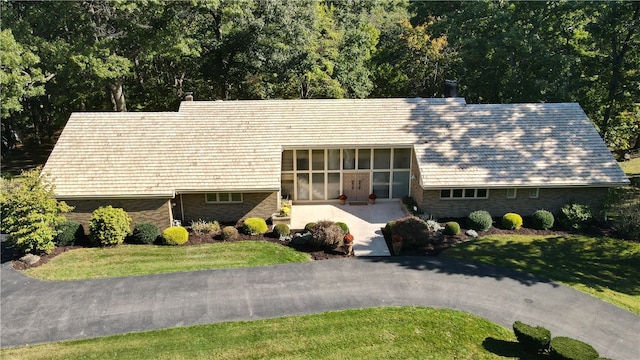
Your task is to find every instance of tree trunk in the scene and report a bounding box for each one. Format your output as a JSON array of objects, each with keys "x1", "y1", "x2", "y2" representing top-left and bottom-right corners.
[{"x1": 108, "y1": 81, "x2": 127, "y2": 112}]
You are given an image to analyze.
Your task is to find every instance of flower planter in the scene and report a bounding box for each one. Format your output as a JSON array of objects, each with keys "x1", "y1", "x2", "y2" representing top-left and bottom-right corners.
[{"x1": 271, "y1": 214, "x2": 291, "y2": 226}]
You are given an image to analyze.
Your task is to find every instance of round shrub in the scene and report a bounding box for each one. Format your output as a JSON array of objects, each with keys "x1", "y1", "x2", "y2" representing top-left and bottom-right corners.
[
  {"x1": 304, "y1": 222, "x2": 316, "y2": 233},
  {"x1": 502, "y1": 212, "x2": 523, "y2": 230},
  {"x1": 89, "y1": 206, "x2": 132, "y2": 246},
  {"x1": 309, "y1": 220, "x2": 343, "y2": 250},
  {"x1": 390, "y1": 216, "x2": 430, "y2": 249},
  {"x1": 273, "y1": 223, "x2": 290, "y2": 237},
  {"x1": 532, "y1": 209, "x2": 555, "y2": 230},
  {"x1": 55, "y1": 220, "x2": 84, "y2": 246},
  {"x1": 549, "y1": 336, "x2": 599, "y2": 360},
  {"x1": 559, "y1": 203, "x2": 593, "y2": 230},
  {"x1": 444, "y1": 221, "x2": 460, "y2": 235},
  {"x1": 467, "y1": 210, "x2": 492, "y2": 231},
  {"x1": 382, "y1": 221, "x2": 395, "y2": 241},
  {"x1": 222, "y1": 226, "x2": 239, "y2": 241},
  {"x1": 162, "y1": 226, "x2": 189, "y2": 245},
  {"x1": 131, "y1": 222, "x2": 159, "y2": 244},
  {"x1": 241, "y1": 217, "x2": 268, "y2": 235},
  {"x1": 513, "y1": 321, "x2": 551, "y2": 354},
  {"x1": 336, "y1": 222, "x2": 349, "y2": 234}
]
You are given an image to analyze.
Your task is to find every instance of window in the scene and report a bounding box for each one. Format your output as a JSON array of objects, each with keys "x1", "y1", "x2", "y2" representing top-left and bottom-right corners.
[
  {"x1": 393, "y1": 148, "x2": 411, "y2": 169},
  {"x1": 528, "y1": 188, "x2": 539, "y2": 199},
  {"x1": 357, "y1": 149, "x2": 371, "y2": 169},
  {"x1": 506, "y1": 188, "x2": 517, "y2": 199},
  {"x1": 373, "y1": 148, "x2": 391, "y2": 169},
  {"x1": 440, "y1": 188, "x2": 489, "y2": 199},
  {"x1": 296, "y1": 150, "x2": 309, "y2": 170},
  {"x1": 206, "y1": 193, "x2": 242, "y2": 203},
  {"x1": 312, "y1": 150, "x2": 324, "y2": 170}
]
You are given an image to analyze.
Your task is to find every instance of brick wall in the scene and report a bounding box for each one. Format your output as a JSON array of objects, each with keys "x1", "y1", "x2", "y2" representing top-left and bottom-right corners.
[
  {"x1": 420, "y1": 187, "x2": 609, "y2": 219},
  {"x1": 409, "y1": 151, "x2": 423, "y2": 206},
  {"x1": 177, "y1": 192, "x2": 278, "y2": 224},
  {"x1": 62, "y1": 198, "x2": 173, "y2": 232}
]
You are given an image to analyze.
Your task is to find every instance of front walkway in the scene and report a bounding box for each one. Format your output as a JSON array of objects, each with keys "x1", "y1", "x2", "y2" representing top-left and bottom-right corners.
[{"x1": 290, "y1": 201, "x2": 406, "y2": 256}]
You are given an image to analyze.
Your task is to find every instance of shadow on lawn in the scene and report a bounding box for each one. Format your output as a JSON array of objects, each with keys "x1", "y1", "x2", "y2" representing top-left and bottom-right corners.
[{"x1": 482, "y1": 337, "x2": 539, "y2": 359}]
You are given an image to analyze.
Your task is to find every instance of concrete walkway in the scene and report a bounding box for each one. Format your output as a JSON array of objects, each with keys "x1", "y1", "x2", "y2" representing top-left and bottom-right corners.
[
  {"x1": 1, "y1": 259, "x2": 638, "y2": 359},
  {"x1": 291, "y1": 201, "x2": 406, "y2": 256}
]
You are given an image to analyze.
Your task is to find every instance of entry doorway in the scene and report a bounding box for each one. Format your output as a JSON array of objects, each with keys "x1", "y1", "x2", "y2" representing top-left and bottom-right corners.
[{"x1": 343, "y1": 172, "x2": 370, "y2": 201}]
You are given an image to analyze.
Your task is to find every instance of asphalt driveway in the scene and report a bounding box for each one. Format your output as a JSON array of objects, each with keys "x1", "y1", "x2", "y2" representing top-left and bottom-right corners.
[{"x1": 1, "y1": 257, "x2": 638, "y2": 359}]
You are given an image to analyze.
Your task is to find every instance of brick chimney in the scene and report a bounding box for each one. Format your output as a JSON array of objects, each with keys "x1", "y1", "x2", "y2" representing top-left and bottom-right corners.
[
  {"x1": 185, "y1": 92, "x2": 194, "y2": 101},
  {"x1": 444, "y1": 80, "x2": 458, "y2": 98}
]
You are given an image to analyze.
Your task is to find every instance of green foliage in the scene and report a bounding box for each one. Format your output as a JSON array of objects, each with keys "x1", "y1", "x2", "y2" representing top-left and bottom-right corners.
[
  {"x1": 131, "y1": 223, "x2": 159, "y2": 245},
  {"x1": 161, "y1": 226, "x2": 189, "y2": 245},
  {"x1": 304, "y1": 222, "x2": 317, "y2": 232},
  {"x1": 532, "y1": 210, "x2": 555, "y2": 230},
  {"x1": 222, "y1": 226, "x2": 239, "y2": 241},
  {"x1": 242, "y1": 217, "x2": 268, "y2": 235},
  {"x1": 308, "y1": 220, "x2": 343, "y2": 250},
  {"x1": 382, "y1": 221, "x2": 395, "y2": 241},
  {"x1": 55, "y1": 220, "x2": 84, "y2": 247},
  {"x1": 190, "y1": 219, "x2": 221, "y2": 235},
  {"x1": 605, "y1": 187, "x2": 640, "y2": 241},
  {"x1": 273, "y1": 223, "x2": 290, "y2": 237},
  {"x1": 512, "y1": 321, "x2": 551, "y2": 354},
  {"x1": 390, "y1": 216, "x2": 430, "y2": 249},
  {"x1": 444, "y1": 221, "x2": 460, "y2": 235},
  {"x1": 549, "y1": 336, "x2": 599, "y2": 360},
  {"x1": 89, "y1": 206, "x2": 132, "y2": 246},
  {"x1": 559, "y1": 203, "x2": 593, "y2": 230},
  {"x1": 501, "y1": 213, "x2": 523, "y2": 230},
  {"x1": 335, "y1": 222, "x2": 349, "y2": 234},
  {"x1": 0, "y1": 168, "x2": 72, "y2": 254},
  {"x1": 467, "y1": 210, "x2": 492, "y2": 231}
]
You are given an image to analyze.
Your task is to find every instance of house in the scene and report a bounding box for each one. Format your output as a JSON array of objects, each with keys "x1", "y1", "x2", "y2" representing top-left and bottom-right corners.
[{"x1": 42, "y1": 97, "x2": 629, "y2": 230}]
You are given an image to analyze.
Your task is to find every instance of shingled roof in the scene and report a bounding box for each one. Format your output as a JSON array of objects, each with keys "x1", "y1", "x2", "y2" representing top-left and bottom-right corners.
[{"x1": 42, "y1": 98, "x2": 628, "y2": 198}]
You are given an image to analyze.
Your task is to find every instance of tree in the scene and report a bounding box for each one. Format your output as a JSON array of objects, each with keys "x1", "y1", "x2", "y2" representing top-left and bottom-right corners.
[{"x1": 0, "y1": 168, "x2": 72, "y2": 254}]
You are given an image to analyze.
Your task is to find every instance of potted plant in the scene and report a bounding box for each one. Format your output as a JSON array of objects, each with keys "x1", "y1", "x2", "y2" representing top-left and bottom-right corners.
[
  {"x1": 271, "y1": 204, "x2": 291, "y2": 226},
  {"x1": 392, "y1": 235, "x2": 403, "y2": 255},
  {"x1": 339, "y1": 194, "x2": 347, "y2": 205},
  {"x1": 368, "y1": 193, "x2": 377, "y2": 204},
  {"x1": 343, "y1": 233, "x2": 354, "y2": 256}
]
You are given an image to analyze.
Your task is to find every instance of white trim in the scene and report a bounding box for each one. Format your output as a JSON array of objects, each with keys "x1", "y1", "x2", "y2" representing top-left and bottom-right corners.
[
  {"x1": 506, "y1": 188, "x2": 517, "y2": 199},
  {"x1": 528, "y1": 188, "x2": 539, "y2": 199}
]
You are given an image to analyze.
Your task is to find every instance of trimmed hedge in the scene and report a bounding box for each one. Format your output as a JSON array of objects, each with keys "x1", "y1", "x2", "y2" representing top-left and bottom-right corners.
[
  {"x1": 131, "y1": 222, "x2": 159, "y2": 244},
  {"x1": 162, "y1": 226, "x2": 189, "y2": 245},
  {"x1": 55, "y1": 220, "x2": 84, "y2": 246},
  {"x1": 549, "y1": 336, "x2": 599, "y2": 360},
  {"x1": 444, "y1": 221, "x2": 460, "y2": 235},
  {"x1": 532, "y1": 209, "x2": 555, "y2": 230},
  {"x1": 222, "y1": 226, "x2": 239, "y2": 241},
  {"x1": 513, "y1": 321, "x2": 551, "y2": 354},
  {"x1": 89, "y1": 206, "x2": 132, "y2": 246},
  {"x1": 273, "y1": 223, "x2": 290, "y2": 237},
  {"x1": 502, "y1": 212, "x2": 523, "y2": 230},
  {"x1": 242, "y1": 217, "x2": 268, "y2": 235},
  {"x1": 336, "y1": 222, "x2": 349, "y2": 234},
  {"x1": 467, "y1": 210, "x2": 492, "y2": 231}
]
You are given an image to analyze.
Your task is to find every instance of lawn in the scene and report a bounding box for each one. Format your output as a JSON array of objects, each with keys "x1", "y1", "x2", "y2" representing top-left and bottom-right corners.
[
  {"x1": 25, "y1": 241, "x2": 311, "y2": 281},
  {"x1": 0, "y1": 307, "x2": 531, "y2": 360},
  {"x1": 619, "y1": 157, "x2": 640, "y2": 176},
  {"x1": 442, "y1": 234, "x2": 640, "y2": 314}
]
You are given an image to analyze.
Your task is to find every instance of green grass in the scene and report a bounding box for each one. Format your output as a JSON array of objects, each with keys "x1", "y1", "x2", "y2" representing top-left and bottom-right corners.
[
  {"x1": 442, "y1": 234, "x2": 640, "y2": 314},
  {"x1": 619, "y1": 157, "x2": 640, "y2": 176},
  {"x1": 1, "y1": 307, "x2": 532, "y2": 360},
  {"x1": 25, "y1": 242, "x2": 311, "y2": 281}
]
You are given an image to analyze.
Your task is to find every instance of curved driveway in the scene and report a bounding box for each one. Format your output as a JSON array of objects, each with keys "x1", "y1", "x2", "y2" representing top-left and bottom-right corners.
[{"x1": 1, "y1": 257, "x2": 638, "y2": 359}]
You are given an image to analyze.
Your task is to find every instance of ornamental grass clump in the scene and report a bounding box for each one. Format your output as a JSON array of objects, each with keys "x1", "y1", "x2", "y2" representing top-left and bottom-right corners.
[
  {"x1": 444, "y1": 221, "x2": 460, "y2": 235},
  {"x1": 532, "y1": 209, "x2": 555, "y2": 230},
  {"x1": 512, "y1": 321, "x2": 551, "y2": 354},
  {"x1": 242, "y1": 217, "x2": 268, "y2": 235},
  {"x1": 190, "y1": 219, "x2": 221, "y2": 235},
  {"x1": 501, "y1": 212, "x2": 523, "y2": 230},
  {"x1": 89, "y1": 206, "x2": 132, "y2": 246},
  {"x1": 467, "y1": 210, "x2": 492, "y2": 231},
  {"x1": 131, "y1": 222, "x2": 160, "y2": 244},
  {"x1": 162, "y1": 226, "x2": 189, "y2": 245},
  {"x1": 309, "y1": 220, "x2": 343, "y2": 250}
]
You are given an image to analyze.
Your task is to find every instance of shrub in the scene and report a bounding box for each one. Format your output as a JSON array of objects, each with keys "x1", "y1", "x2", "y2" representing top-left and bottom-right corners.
[
  {"x1": 502, "y1": 213, "x2": 523, "y2": 230},
  {"x1": 390, "y1": 216, "x2": 430, "y2": 249},
  {"x1": 222, "y1": 226, "x2": 239, "y2": 241},
  {"x1": 241, "y1": 217, "x2": 268, "y2": 235},
  {"x1": 559, "y1": 203, "x2": 592, "y2": 230},
  {"x1": 532, "y1": 209, "x2": 555, "y2": 230},
  {"x1": 513, "y1": 321, "x2": 551, "y2": 354},
  {"x1": 89, "y1": 206, "x2": 132, "y2": 246},
  {"x1": 336, "y1": 222, "x2": 349, "y2": 234},
  {"x1": 190, "y1": 219, "x2": 221, "y2": 235},
  {"x1": 55, "y1": 220, "x2": 84, "y2": 247},
  {"x1": 607, "y1": 187, "x2": 640, "y2": 241},
  {"x1": 162, "y1": 226, "x2": 189, "y2": 245},
  {"x1": 304, "y1": 222, "x2": 316, "y2": 232},
  {"x1": 426, "y1": 219, "x2": 444, "y2": 232},
  {"x1": 309, "y1": 220, "x2": 344, "y2": 250},
  {"x1": 131, "y1": 222, "x2": 159, "y2": 244},
  {"x1": 467, "y1": 210, "x2": 492, "y2": 231},
  {"x1": 382, "y1": 221, "x2": 395, "y2": 241},
  {"x1": 273, "y1": 223, "x2": 290, "y2": 237},
  {"x1": 549, "y1": 336, "x2": 599, "y2": 360},
  {"x1": 444, "y1": 221, "x2": 460, "y2": 235}
]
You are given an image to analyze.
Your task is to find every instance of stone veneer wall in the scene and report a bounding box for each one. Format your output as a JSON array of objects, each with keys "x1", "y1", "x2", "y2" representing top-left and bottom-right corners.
[
  {"x1": 62, "y1": 198, "x2": 173, "y2": 232},
  {"x1": 420, "y1": 187, "x2": 609, "y2": 219},
  {"x1": 178, "y1": 192, "x2": 278, "y2": 224}
]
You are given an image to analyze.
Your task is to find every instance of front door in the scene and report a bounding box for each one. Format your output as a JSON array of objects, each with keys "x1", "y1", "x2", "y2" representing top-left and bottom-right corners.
[{"x1": 343, "y1": 172, "x2": 370, "y2": 201}]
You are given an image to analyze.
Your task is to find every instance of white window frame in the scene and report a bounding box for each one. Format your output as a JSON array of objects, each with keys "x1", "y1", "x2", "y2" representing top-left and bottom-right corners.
[
  {"x1": 506, "y1": 188, "x2": 517, "y2": 199},
  {"x1": 205, "y1": 192, "x2": 243, "y2": 203},
  {"x1": 528, "y1": 188, "x2": 539, "y2": 199},
  {"x1": 440, "y1": 188, "x2": 489, "y2": 199}
]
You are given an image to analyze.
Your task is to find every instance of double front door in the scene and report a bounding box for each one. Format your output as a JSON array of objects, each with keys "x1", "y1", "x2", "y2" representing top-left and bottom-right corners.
[{"x1": 343, "y1": 172, "x2": 370, "y2": 201}]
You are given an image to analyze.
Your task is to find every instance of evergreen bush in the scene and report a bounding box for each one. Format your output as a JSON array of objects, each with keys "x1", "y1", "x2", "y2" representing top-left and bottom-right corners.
[
  {"x1": 501, "y1": 213, "x2": 523, "y2": 230},
  {"x1": 512, "y1": 321, "x2": 551, "y2": 354},
  {"x1": 532, "y1": 209, "x2": 555, "y2": 230},
  {"x1": 222, "y1": 226, "x2": 239, "y2": 241},
  {"x1": 559, "y1": 203, "x2": 592, "y2": 230},
  {"x1": 131, "y1": 222, "x2": 159, "y2": 244},
  {"x1": 273, "y1": 223, "x2": 290, "y2": 237},
  {"x1": 444, "y1": 221, "x2": 460, "y2": 235},
  {"x1": 382, "y1": 221, "x2": 395, "y2": 241},
  {"x1": 549, "y1": 336, "x2": 599, "y2": 360},
  {"x1": 89, "y1": 206, "x2": 132, "y2": 246},
  {"x1": 304, "y1": 222, "x2": 316, "y2": 232},
  {"x1": 467, "y1": 210, "x2": 492, "y2": 231},
  {"x1": 390, "y1": 216, "x2": 430, "y2": 249},
  {"x1": 336, "y1": 222, "x2": 349, "y2": 234},
  {"x1": 241, "y1": 217, "x2": 268, "y2": 235},
  {"x1": 55, "y1": 220, "x2": 84, "y2": 246},
  {"x1": 308, "y1": 220, "x2": 343, "y2": 250},
  {"x1": 162, "y1": 226, "x2": 189, "y2": 245}
]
